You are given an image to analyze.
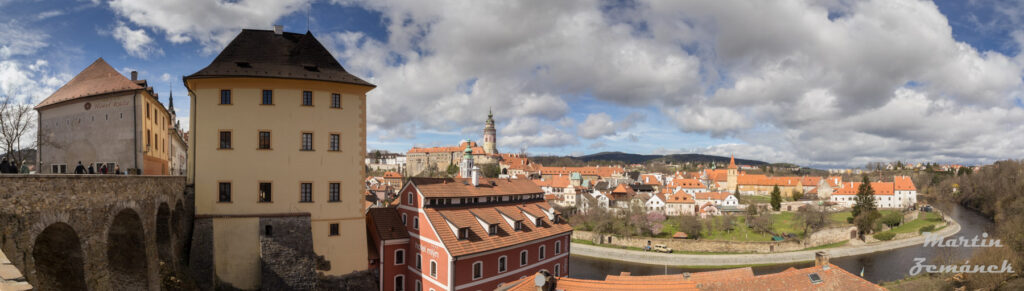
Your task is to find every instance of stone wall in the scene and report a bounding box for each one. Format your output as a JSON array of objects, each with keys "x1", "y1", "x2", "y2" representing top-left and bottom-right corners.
[
  {"x1": 0, "y1": 175, "x2": 187, "y2": 290},
  {"x1": 189, "y1": 217, "x2": 215, "y2": 289},
  {"x1": 573, "y1": 226, "x2": 854, "y2": 254},
  {"x1": 259, "y1": 216, "x2": 317, "y2": 291}
]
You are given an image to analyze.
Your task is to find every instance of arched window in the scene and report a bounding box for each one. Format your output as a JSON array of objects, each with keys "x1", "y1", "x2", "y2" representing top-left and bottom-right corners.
[
  {"x1": 416, "y1": 253, "x2": 421, "y2": 269},
  {"x1": 415, "y1": 280, "x2": 422, "y2": 291},
  {"x1": 395, "y1": 249, "x2": 405, "y2": 265},
  {"x1": 408, "y1": 192, "x2": 414, "y2": 205},
  {"x1": 394, "y1": 275, "x2": 405, "y2": 291},
  {"x1": 520, "y1": 250, "x2": 528, "y2": 266},
  {"x1": 402, "y1": 213, "x2": 408, "y2": 225},
  {"x1": 472, "y1": 261, "x2": 483, "y2": 280},
  {"x1": 555, "y1": 264, "x2": 561, "y2": 277},
  {"x1": 555, "y1": 241, "x2": 561, "y2": 254},
  {"x1": 430, "y1": 260, "x2": 437, "y2": 278},
  {"x1": 538, "y1": 245, "x2": 546, "y2": 260},
  {"x1": 498, "y1": 256, "x2": 507, "y2": 273},
  {"x1": 414, "y1": 217, "x2": 419, "y2": 229}
]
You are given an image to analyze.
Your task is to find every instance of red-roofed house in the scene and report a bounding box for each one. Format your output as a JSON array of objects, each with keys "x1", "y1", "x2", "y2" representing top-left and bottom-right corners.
[
  {"x1": 665, "y1": 192, "x2": 696, "y2": 216},
  {"x1": 370, "y1": 174, "x2": 573, "y2": 291},
  {"x1": 830, "y1": 176, "x2": 916, "y2": 209}
]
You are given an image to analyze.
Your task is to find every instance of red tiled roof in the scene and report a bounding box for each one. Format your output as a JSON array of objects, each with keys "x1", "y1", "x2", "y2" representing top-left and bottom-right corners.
[
  {"x1": 540, "y1": 166, "x2": 624, "y2": 178},
  {"x1": 666, "y1": 193, "x2": 695, "y2": 204},
  {"x1": 501, "y1": 275, "x2": 698, "y2": 291},
  {"x1": 704, "y1": 169, "x2": 730, "y2": 182},
  {"x1": 604, "y1": 267, "x2": 754, "y2": 282},
  {"x1": 366, "y1": 207, "x2": 409, "y2": 241},
  {"x1": 672, "y1": 178, "x2": 706, "y2": 188},
  {"x1": 640, "y1": 174, "x2": 662, "y2": 185},
  {"x1": 425, "y1": 201, "x2": 572, "y2": 257},
  {"x1": 409, "y1": 177, "x2": 544, "y2": 198},
  {"x1": 36, "y1": 58, "x2": 146, "y2": 109},
  {"x1": 532, "y1": 175, "x2": 570, "y2": 188},
  {"x1": 695, "y1": 191, "x2": 732, "y2": 201},
  {"x1": 833, "y1": 181, "x2": 895, "y2": 196},
  {"x1": 826, "y1": 176, "x2": 843, "y2": 187},
  {"x1": 893, "y1": 176, "x2": 916, "y2": 191},
  {"x1": 699, "y1": 264, "x2": 885, "y2": 290},
  {"x1": 408, "y1": 144, "x2": 485, "y2": 154},
  {"x1": 383, "y1": 171, "x2": 402, "y2": 178},
  {"x1": 728, "y1": 155, "x2": 737, "y2": 169},
  {"x1": 500, "y1": 153, "x2": 541, "y2": 172}
]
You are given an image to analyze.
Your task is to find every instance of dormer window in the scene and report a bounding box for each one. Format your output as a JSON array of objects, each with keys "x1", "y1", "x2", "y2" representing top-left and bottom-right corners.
[
  {"x1": 488, "y1": 224, "x2": 499, "y2": 235},
  {"x1": 514, "y1": 220, "x2": 523, "y2": 231},
  {"x1": 534, "y1": 217, "x2": 543, "y2": 226},
  {"x1": 458, "y1": 227, "x2": 470, "y2": 240}
]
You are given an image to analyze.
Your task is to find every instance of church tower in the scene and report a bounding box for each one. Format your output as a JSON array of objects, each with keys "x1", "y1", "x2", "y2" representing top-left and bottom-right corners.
[
  {"x1": 483, "y1": 108, "x2": 498, "y2": 154},
  {"x1": 727, "y1": 155, "x2": 738, "y2": 191},
  {"x1": 459, "y1": 142, "x2": 475, "y2": 178}
]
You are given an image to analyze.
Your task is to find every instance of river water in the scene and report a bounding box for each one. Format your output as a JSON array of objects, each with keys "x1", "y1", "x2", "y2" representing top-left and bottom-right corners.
[{"x1": 568, "y1": 200, "x2": 995, "y2": 284}]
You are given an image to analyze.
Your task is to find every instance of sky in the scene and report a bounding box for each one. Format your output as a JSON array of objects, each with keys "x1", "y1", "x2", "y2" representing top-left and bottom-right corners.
[{"x1": 2, "y1": 0, "x2": 1024, "y2": 168}]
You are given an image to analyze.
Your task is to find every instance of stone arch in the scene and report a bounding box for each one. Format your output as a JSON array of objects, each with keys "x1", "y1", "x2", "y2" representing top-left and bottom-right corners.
[
  {"x1": 156, "y1": 203, "x2": 172, "y2": 266},
  {"x1": 107, "y1": 208, "x2": 150, "y2": 289},
  {"x1": 32, "y1": 222, "x2": 87, "y2": 290}
]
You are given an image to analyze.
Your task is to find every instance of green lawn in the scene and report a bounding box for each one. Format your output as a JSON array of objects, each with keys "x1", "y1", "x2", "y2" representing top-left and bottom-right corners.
[
  {"x1": 741, "y1": 195, "x2": 772, "y2": 204},
  {"x1": 889, "y1": 212, "x2": 942, "y2": 234},
  {"x1": 829, "y1": 209, "x2": 901, "y2": 224}
]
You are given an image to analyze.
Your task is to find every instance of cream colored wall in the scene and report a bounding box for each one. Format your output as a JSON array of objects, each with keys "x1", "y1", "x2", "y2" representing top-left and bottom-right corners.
[
  {"x1": 187, "y1": 77, "x2": 372, "y2": 276},
  {"x1": 213, "y1": 217, "x2": 261, "y2": 290},
  {"x1": 37, "y1": 92, "x2": 136, "y2": 173}
]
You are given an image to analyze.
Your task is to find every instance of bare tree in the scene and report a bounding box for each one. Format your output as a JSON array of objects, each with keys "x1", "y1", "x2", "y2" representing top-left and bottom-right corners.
[{"x1": 0, "y1": 95, "x2": 36, "y2": 166}]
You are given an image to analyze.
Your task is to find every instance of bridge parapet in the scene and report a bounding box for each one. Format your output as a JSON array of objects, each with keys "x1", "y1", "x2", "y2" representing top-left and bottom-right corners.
[{"x1": 0, "y1": 175, "x2": 189, "y2": 290}]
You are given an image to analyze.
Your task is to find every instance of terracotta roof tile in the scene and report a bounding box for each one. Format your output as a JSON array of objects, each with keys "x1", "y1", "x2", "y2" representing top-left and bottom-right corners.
[
  {"x1": 539, "y1": 166, "x2": 625, "y2": 178},
  {"x1": 409, "y1": 177, "x2": 544, "y2": 198},
  {"x1": 366, "y1": 207, "x2": 409, "y2": 241},
  {"x1": 666, "y1": 193, "x2": 695, "y2": 204},
  {"x1": 695, "y1": 192, "x2": 732, "y2": 201},
  {"x1": 36, "y1": 58, "x2": 146, "y2": 109},
  {"x1": 424, "y1": 201, "x2": 572, "y2": 257},
  {"x1": 383, "y1": 171, "x2": 402, "y2": 178}
]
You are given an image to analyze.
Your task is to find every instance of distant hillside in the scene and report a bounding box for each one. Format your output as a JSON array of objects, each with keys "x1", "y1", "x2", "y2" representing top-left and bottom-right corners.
[{"x1": 532, "y1": 152, "x2": 769, "y2": 167}]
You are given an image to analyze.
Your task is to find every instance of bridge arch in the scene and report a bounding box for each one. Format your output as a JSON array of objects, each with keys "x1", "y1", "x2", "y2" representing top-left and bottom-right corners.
[
  {"x1": 172, "y1": 199, "x2": 186, "y2": 264},
  {"x1": 156, "y1": 203, "x2": 172, "y2": 266},
  {"x1": 107, "y1": 208, "x2": 150, "y2": 289},
  {"x1": 32, "y1": 222, "x2": 87, "y2": 291}
]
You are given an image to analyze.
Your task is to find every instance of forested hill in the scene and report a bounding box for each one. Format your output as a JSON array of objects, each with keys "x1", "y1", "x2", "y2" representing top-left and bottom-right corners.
[{"x1": 531, "y1": 152, "x2": 769, "y2": 167}]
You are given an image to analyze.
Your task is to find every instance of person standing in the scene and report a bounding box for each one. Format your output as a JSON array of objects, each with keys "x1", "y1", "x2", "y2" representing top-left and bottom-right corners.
[
  {"x1": 0, "y1": 158, "x2": 10, "y2": 174},
  {"x1": 87, "y1": 164, "x2": 95, "y2": 174},
  {"x1": 74, "y1": 161, "x2": 86, "y2": 174},
  {"x1": 20, "y1": 161, "x2": 29, "y2": 174},
  {"x1": 100, "y1": 164, "x2": 108, "y2": 174},
  {"x1": 113, "y1": 165, "x2": 121, "y2": 175}
]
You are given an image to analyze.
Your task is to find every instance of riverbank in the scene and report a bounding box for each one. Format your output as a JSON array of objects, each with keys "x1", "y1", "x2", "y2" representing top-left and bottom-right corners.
[{"x1": 570, "y1": 216, "x2": 961, "y2": 267}]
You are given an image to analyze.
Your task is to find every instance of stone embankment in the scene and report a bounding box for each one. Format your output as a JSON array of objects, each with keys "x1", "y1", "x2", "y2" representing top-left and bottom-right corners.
[
  {"x1": 574, "y1": 224, "x2": 858, "y2": 254},
  {"x1": 571, "y1": 217, "x2": 961, "y2": 266}
]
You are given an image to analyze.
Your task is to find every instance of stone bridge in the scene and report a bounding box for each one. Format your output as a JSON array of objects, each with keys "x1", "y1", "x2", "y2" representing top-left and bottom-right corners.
[{"x1": 0, "y1": 175, "x2": 190, "y2": 290}]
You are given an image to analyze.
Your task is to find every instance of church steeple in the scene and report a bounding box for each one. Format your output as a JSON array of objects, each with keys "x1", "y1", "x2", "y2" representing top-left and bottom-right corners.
[{"x1": 483, "y1": 107, "x2": 498, "y2": 155}]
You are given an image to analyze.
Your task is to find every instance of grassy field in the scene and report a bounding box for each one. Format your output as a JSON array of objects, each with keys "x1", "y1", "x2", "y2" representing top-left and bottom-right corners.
[
  {"x1": 889, "y1": 212, "x2": 942, "y2": 234},
  {"x1": 829, "y1": 209, "x2": 901, "y2": 224}
]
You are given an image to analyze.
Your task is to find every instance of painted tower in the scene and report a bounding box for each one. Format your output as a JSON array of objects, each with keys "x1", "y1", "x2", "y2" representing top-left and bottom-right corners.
[
  {"x1": 483, "y1": 108, "x2": 498, "y2": 154},
  {"x1": 459, "y1": 142, "x2": 475, "y2": 178},
  {"x1": 727, "y1": 155, "x2": 738, "y2": 191}
]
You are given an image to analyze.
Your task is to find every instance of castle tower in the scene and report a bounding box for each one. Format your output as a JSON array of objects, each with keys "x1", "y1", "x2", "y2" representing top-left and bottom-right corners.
[
  {"x1": 727, "y1": 155, "x2": 738, "y2": 191},
  {"x1": 460, "y1": 142, "x2": 475, "y2": 178},
  {"x1": 483, "y1": 108, "x2": 498, "y2": 154}
]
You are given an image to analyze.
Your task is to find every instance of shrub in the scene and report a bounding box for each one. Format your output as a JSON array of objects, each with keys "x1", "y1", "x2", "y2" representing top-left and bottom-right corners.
[
  {"x1": 918, "y1": 225, "x2": 936, "y2": 234},
  {"x1": 873, "y1": 232, "x2": 896, "y2": 241},
  {"x1": 846, "y1": 217, "x2": 854, "y2": 224}
]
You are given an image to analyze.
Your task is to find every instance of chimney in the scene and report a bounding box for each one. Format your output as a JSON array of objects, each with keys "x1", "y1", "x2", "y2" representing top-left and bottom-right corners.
[
  {"x1": 273, "y1": 24, "x2": 283, "y2": 35},
  {"x1": 814, "y1": 251, "x2": 829, "y2": 267},
  {"x1": 131, "y1": 71, "x2": 138, "y2": 81},
  {"x1": 472, "y1": 166, "x2": 480, "y2": 186}
]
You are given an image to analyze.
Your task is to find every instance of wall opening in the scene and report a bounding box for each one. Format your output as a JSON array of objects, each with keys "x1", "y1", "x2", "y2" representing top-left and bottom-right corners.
[
  {"x1": 156, "y1": 203, "x2": 172, "y2": 266},
  {"x1": 172, "y1": 200, "x2": 185, "y2": 264},
  {"x1": 107, "y1": 209, "x2": 150, "y2": 289},
  {"x1": 32, "y1": 223, "x2": 87, "y2": 290}
]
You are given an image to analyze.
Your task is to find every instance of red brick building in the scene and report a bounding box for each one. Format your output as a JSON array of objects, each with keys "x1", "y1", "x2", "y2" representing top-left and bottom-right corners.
[{"x1": 368, "y1": 176, "x2": 573, "y2": 291}]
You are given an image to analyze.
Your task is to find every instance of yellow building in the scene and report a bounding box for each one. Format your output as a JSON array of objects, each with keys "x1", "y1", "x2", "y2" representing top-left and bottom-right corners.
[{"x1": 185, "y1": 27, "x2": 375, "y2": 289}]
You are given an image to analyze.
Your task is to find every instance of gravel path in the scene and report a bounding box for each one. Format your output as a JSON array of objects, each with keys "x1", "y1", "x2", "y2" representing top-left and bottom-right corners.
[{"x1": 571, "y1": 218, "x2": 961, "y2": 266}]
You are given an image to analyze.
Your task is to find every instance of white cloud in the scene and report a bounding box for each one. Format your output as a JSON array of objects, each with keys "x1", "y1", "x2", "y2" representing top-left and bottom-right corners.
[
  {"x1": 0, "y1": 21, "x2": 49, "y2": 58},
  {"x1": 35, "y1": 10, "x2": 63, "y2": 20},
  {"x1": 111, "y1": 22, "x2": 163, "y2": 59},
  {"x1": 108, "y1": 0, "x2": 308, "y2": 54},
  {"x1": 0, "y1": 60, "x2": 69, "y2": 104}
]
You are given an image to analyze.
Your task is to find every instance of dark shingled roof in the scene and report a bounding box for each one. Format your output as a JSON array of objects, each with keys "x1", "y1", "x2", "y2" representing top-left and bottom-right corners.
[{"x1": 186, "y1": 29, "x2": 375, "y2": 87}]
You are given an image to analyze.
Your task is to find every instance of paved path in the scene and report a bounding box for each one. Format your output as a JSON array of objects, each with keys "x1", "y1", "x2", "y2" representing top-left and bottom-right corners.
[{"x1": 571, "y1": 219, "x2": 961, "y2": 266}]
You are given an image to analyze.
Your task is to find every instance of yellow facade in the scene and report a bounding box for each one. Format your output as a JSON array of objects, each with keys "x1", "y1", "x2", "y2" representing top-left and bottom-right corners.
[
  {"x1": 141, "y1": 93, "x2": 172, "y2": 175},
  {"x1": 187, "y1": 77, "x2": 372, "y2": 282}
]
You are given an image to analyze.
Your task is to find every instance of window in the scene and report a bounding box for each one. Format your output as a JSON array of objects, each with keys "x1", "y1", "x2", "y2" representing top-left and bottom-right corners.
[
  {"x1": 262, "y1": 90, "x2": 273, "y2": 105},
  {"x1": 329, "y1": 223, "x2": 339, "y2": 236},
  {"x1": 416, "y1": 253, "x2": 421, "y2": 269},
  {"x1": 264, "y1": 225, "x2": 273, "y2": 236},
  {"x1": 472, "y1": 261, "x2": 483, "y2": 280},
  {"x1": 331, "y1": 93, "x2": 341, "y2": 108},
  {"x1": 301, "y1": 133, "x2": 313, "y2": 151},
  {"x1": 220, "y1": 90, "x2": 231, "y2": 104},
  {"x1": 300, "y1": 183, "x2": 313, "y2": 202},
  {"x1": 498, "y1": 256, "x2": 507, "y2": 273},
  {"x1": 146, "y1": 103, "x2": 150, "y2": 118},
  {"x1": 395, "y1": 249, "x2": 405, "y2": 265},
  {"x1": 520, "y1": 250, "x2": 528, "y2": 266},
  {"x1": 429, "y1": 260, "x2": 437, "y2": 278},
  {"x1": 408, "y1": 192, "x2": 414, "y2": 205},
  {"x1": 488, "y1": 224, "x2": 498, "y2": 235},
  {"x1": 555, "y1": 264, "x2": 561, "y2": 277},
  {"x1": 514, "y1": 221, "x2": 523, "y2": 231},
  {"x1": 259, "y1": 182, "x2": 272, "y2": 202},
  {"x1": 219, "y1": 131, "x2": 232, "y2": 149},
  {"x1": 458, "y1": 227, "x2": 470, "y2": 240},
  {"x1": 415, "y1": 280, "x2": 421, "y2": 291},
  {"x1": 555, "y1": 241, "x2": 562, "y2": 254},
  {"x1": 413, "y1": 217, "x2": 419, "y2": 229},
  {"x1": 402, "y1": 213, "x2": 408, "y2": 225},
  {"x1": 394, "y1": 275, "x2": 404, "y2": 291},
  {"x1": 258, "y1": 131, "x2": 271, "y2": 149},
  {"x1": 302, "y1": 91, "x2": 313, "y2": 106},
  {"x1": 329, "y1": 183, "x2": 341, "y2": 202},
  {"x1": 329, "y1": 134, "x2": 340, "y2": 151},
  {"x1": 51, "y1": 164, "x2": 67, "y2": 174},
  {"x1": 218, "y1": 182, "x2": 231, "y2": 202},
  {"x1": 539, "y1": 245, "x2": 546, "y2": 260},
  {"x1": 146, "y1": 130, "x2": 151, "y2": 147}
]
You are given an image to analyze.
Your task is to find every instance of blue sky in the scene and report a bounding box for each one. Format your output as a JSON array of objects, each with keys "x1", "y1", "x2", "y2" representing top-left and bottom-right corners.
[{"x1": 3, "y1": 0, "x2": 1024, "y2": 168}]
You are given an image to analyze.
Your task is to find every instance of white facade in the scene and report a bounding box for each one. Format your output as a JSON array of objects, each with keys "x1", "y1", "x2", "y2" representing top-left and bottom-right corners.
[{"x1": 645, "y1": 195, "x2": 666, "y2": 212}]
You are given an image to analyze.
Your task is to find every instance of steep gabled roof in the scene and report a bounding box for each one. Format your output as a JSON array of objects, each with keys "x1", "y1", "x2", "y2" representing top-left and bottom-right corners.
[
  {"x1": 36, "y1": 58, "x2": 145, "y2": 109},
  {"x1": 186, "y1": 29, "x2": 374, "y2": 87}
]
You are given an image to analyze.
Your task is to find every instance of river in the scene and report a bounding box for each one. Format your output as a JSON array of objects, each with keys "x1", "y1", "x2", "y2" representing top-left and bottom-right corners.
[{"x1": 568, "y1": 200, "x2": 995, "y2": 284}]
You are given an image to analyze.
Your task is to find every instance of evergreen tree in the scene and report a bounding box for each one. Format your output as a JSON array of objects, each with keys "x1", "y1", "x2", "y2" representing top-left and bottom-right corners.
[
  {"x1": 734, "y1": 187, "x2": 741, "y2": 205},
  {"x1": 791, "y1": 189, "x2": 803, "y2": 201},
  {"x1": 770, "y1": 185, "x2": 782, "y2": 211},
  {"x1": 852, "y1": 175, "x2": 876, "y2": 218}
]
